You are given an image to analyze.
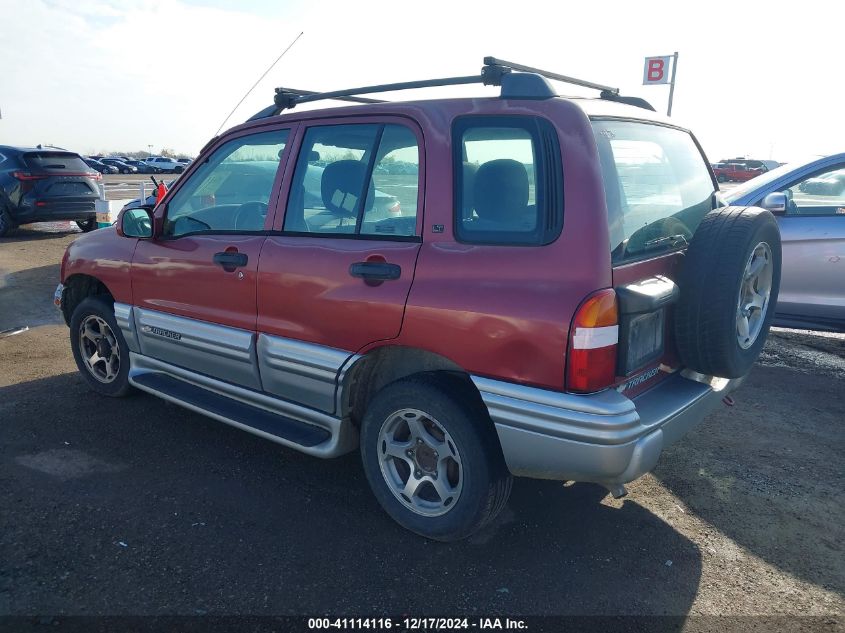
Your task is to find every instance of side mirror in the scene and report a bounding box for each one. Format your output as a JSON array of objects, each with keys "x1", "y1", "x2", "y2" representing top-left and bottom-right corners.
[
  {"x1": 119, "y1": 207, "x2": 154, "y2": 238},
  {"x1": 761, "y1": 192, "x2": 787, "y2": 215}
]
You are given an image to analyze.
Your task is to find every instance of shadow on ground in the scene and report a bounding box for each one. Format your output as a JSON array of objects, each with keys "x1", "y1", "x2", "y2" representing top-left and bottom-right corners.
[
  {"x1": 1, "y1": 372, "x2": 701, "y2": 619},
  {"x1": 654, "y1": 356, "x2": 844, "y2": 596},
  {"x1": 0, "y1": 223, "x2": 80, "y2": 242},
  {"x1": 0, "y1": 264, "x2": 63, "y2": 330}
]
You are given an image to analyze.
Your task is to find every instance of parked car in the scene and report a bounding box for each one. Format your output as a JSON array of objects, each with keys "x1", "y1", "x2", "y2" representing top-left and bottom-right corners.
[
  {"x1": 177, "y1": 158, "x2": 193, "y2": 166},
  {"x1": 100, "y1": 158, "x2": 138, "y2": 174},
  {"x1": 712, "y1": 161, "x2": 766, "y2": 183},
  {"x1": 124, "y1": 160, "x2": 160, "y2": 174},
  {"x1": 145, "y1": 156, "x2": 184, "y2": 174},
  {"x1": 0, "y1": 146, "x2": 101, "y2": 235},
  {"x1": 724, "y1": 153, "x2": 845, "y2": 332},
  {"x1": 55, "y1": 57, "x2": 781, "y2": 540},
  {"x1": 84, "y1": 158, "x2": 119, "y2": 175}
]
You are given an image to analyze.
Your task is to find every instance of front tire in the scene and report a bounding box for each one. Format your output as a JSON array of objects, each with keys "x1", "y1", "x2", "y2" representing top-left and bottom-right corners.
[
  {"x1": 360, "y1": 374, "x2": 512, "y2": 541},
  {"x1": 70, "y1": 296, "x2": 134, "y2": 397}
]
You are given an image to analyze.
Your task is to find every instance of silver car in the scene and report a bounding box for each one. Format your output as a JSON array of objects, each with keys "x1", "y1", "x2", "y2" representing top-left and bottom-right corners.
[{"x1": 725, "y1": 153, "x2": 845, "y2": 331}]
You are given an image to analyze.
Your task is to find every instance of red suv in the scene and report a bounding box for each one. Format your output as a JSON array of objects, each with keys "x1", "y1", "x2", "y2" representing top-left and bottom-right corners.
[{"x1": 55, "y1": 57, "x2": 782, "y2": 540}]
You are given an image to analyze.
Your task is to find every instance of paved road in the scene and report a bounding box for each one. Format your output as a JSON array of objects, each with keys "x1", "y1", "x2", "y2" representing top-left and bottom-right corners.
[{"x1": 0, "y1": 226, "x2": 843, "y2": 620}]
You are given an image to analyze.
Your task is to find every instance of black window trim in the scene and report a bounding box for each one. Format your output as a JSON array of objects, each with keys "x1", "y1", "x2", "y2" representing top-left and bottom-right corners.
[{"x1": 451, "y1": 114, "x2": 564, "y2": 247}]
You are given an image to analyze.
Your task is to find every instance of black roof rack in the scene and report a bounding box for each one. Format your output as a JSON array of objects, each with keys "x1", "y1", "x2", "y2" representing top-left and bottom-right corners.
[{"x1": 247, "y1": 56, "x2": 654, "y2": 121}]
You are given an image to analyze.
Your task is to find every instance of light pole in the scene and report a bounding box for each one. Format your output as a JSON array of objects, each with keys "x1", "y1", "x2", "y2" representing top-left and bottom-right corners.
[{"x1": 147, "y1": 144, "x2": 153, "y2": 157}]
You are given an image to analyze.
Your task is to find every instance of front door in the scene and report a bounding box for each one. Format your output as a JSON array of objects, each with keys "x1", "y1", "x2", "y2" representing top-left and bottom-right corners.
[
  {"x1": 776, "y1": 163, "x2": 845, "y2": 325},
  {"x1": 256, "y1": 119, "x2": 424, "y2": 410},
  {"x1": 131, "y1": 128, "x2": 293, "y2": 389}
]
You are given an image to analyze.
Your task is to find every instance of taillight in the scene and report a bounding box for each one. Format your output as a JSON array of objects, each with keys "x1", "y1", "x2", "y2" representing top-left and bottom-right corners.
[
  {"x1": 12, "y1": 171, "x2": 47, "y2": 181},
  {"x1": 12, "y1": 171, "x2": 45, "y2": 195},
  {"x1": 566, "y1": 288, "x2": 619, "y2": 393}
]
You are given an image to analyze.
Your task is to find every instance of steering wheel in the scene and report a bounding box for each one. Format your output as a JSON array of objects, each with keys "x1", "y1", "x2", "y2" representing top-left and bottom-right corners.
[{"x1": 234, "y1": 201, "x2": 269, "y2": 231}]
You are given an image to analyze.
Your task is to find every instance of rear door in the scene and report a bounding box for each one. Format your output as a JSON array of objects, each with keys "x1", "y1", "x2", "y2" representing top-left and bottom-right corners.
[
  {"x1": 131, "y1": 127, "x2": 293, "y2": 389},
  {"x1": 592, "y1": 119, "x2": 717, "y2": 394},
  {"x1": 256, "y1": 118, "x2": 423, "y2": 410}
]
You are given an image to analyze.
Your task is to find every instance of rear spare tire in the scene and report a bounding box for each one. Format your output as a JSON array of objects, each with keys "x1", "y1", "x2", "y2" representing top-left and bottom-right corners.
[{"x1": 675, "y1": 206, "x2": 781, "y2": 378}]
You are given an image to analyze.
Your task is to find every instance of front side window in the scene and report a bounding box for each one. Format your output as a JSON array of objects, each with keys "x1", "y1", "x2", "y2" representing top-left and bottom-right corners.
[
  {"x1": 283, "y1": 123, "x2": 419, "y2": 238},
  {"x1": 164, "y1": 130, "x2": 289, "y2": 237},
  {"x1": 784, "y1": 166, "x2": 845, "y2": 216},
  {"x1": 592, "y1": 120, "x2": 715, "y2": 264},
  {"x1": 453, "y1": 117, "x2": 562, "y2": 246}
]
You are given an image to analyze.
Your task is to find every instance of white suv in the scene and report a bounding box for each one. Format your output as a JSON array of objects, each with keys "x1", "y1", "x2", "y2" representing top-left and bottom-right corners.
[{"x1": 144, "y1": 157, "x2": 184, "y2": 174}]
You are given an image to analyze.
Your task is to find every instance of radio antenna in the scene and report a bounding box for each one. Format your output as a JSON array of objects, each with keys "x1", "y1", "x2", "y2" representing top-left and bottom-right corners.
[{"x1": 214, "y1": 31, "x2": 304, "y2": 136}]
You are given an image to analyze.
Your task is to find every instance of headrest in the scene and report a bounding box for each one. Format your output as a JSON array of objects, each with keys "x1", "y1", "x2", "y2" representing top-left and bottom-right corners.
[
  {"x1": 321, "y1": 160, "x2": 373, "y2": 217},
  {"x1": 473, "y1": 159, "x2": 528, "y2": 222}
]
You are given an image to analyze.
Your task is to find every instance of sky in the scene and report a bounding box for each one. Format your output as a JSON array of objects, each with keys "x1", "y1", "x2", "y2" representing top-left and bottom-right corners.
[{"x1": 0, "y1": 0, "x2": 840, "y2": 163}]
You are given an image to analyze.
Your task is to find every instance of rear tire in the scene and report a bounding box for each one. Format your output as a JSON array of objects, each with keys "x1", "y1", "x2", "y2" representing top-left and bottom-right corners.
[
  {"x1": 0, "y1": 207, "x2": 17, "y2": 237},
  {"x1": 360, "y1": 374, "x2": 512, "y2": 541},
  {"x1": 675, "y1": 206, "x2": 781, "y2": 378},
  {"x1": 76, "y1": 218, "x2": 97, "y2": 232}
]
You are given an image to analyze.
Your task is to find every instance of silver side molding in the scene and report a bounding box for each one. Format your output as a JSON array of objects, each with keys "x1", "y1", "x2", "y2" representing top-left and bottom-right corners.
[
  {"x1": 128, "y1": 353, "x2": 358, "y2": 458},
  {"x1": 257, "y1": 334, "x2": 358, "y2": 414},
  {"x1": 133, "y1": 308, "x2": 261, "y2": 391},
  {"x1": 113, "y1": 303, "x2": 140, "y2": 353}
]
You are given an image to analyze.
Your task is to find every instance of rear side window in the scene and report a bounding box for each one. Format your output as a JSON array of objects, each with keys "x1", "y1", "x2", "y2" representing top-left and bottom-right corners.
[
  {"x1": 453, "y1": 116, "x2": 562, "y2": 246},
  {"x1": 592, "y1": 120, "x2": 715, "y2": 264},
  {"x1": 24, "y1": 152, "x2": 89, "y2": 172},
  {"x1": 283, "y1": 123, "x2": 419, "y2": 239}
]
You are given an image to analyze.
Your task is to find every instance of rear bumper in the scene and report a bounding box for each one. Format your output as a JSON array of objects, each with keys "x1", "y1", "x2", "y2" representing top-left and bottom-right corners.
[
  {"x1": 473, "y1": 371, "x2": 743, "y2": 489},
  {"x1": 14, "y1": 199, "x2": 97, "y2": 222}
]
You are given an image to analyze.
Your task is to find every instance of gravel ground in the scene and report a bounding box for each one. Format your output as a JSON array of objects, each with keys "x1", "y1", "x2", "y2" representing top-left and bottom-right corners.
[{"x1": 0, "y1": 225, "x2": 842, "y2": 624}]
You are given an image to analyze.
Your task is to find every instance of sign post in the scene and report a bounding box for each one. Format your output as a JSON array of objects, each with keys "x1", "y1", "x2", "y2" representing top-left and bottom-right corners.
[{"x1": 643, "y1": 52, "x2": 679, "y2": 116}]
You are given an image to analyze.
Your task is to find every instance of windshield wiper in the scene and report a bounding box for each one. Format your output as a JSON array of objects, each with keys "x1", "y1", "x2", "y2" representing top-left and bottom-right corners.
[{"x1": 643, "y1": 233, "x2": 688, "y2": 252}]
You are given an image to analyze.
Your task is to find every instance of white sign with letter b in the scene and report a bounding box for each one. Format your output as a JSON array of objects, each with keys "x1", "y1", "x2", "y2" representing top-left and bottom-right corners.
[{"x1": 643, "y1": 56, "x2": 671, "y2": 85}]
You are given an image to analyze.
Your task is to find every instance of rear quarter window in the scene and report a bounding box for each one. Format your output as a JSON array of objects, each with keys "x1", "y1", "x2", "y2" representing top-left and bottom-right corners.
[
  {"x1": 592, "y1": 120, "x2": 715, "y2": 264},
  {"x1": 453, "y1": 116, "x2": 563, "y2": 246}
]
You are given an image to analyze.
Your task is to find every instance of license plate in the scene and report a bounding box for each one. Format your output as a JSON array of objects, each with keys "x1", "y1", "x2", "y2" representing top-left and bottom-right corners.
[
  {"x1": 49, "y1": 182, "x2": 90, "y2": 195},
  {"x1": 618, "y1": 308, "x2": 665, "y2": 375}
]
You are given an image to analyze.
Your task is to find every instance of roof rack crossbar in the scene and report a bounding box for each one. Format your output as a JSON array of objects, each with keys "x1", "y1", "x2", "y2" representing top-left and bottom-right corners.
[
  {"x1": 483, "y1": 56, "x2": 619, "y2": 95},
  {"x1": 288, "y1": 74, "x2": 485, "y2": 107},
  {"x1": 277, "y1": 87, "x2": 386, "y2": 105}
]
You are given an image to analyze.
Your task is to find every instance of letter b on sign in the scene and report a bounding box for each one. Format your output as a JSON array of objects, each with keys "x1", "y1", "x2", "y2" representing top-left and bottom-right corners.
[{"x1": 643, "y1": 56, "x2": 671, "y2": 85}]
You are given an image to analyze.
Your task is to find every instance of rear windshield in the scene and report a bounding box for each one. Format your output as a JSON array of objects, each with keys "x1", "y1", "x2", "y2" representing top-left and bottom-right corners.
[
  {"x1": 592, "y1": 120, "x2": 715, "y2": 264},
  {"x1": 24, "y1": 152, "x2": 89, "y2": 172}
]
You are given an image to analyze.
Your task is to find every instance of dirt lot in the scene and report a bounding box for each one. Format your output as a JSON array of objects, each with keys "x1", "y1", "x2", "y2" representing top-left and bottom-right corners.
[{"x1": 0, "y1": 224, "x2": 843, "y2": 622}]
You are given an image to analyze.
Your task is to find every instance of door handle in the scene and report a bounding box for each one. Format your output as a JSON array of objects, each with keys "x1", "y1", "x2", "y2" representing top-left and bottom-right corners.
[
  {"x1": 349, "y1": 261, "x2": 401, "y2": 281},
  {"x1": 213, "y1": 251, "x2": 248, "y2": 269}
]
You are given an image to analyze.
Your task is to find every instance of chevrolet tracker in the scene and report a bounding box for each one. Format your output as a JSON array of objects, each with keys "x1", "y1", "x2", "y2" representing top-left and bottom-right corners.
[{"x1": 56, "y1": 57, "x2": 782, "y2": 540}]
